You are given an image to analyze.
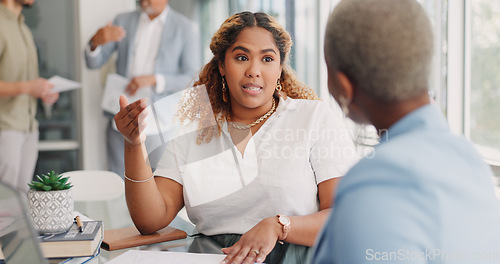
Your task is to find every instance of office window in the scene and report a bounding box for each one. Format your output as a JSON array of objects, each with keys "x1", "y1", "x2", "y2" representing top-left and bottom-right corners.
[
  {"x1": 418, "y1": 0, "x2": 448, "y2": 114},
  {"x1": 468, "y1": 0, "x2": 500, "y2": 163}
]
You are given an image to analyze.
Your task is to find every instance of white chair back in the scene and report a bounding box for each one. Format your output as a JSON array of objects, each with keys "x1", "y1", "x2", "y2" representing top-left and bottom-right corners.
[
  {"x1": 63, "y1": 170, "x2": 124, "y2": 202},
  {"x1": 62, "y1": 170, "x2": 130, "y2": 229}
]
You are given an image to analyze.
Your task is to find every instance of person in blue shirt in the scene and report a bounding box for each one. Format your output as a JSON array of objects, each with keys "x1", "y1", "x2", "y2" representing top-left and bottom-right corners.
[{"x1": 312, "y1": 0, "x2": 500, "y2": 263}]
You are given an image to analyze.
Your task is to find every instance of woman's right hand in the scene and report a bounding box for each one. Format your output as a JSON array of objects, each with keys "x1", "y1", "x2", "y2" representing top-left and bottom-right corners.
[{"x1": 114, "y1": 95, "x2": 148, "y2": 146}]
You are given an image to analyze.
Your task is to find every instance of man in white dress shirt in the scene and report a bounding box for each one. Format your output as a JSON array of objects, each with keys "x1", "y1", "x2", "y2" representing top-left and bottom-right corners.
[{"x1": 85, "y1": 0, "x2": 201, "y2": 177}]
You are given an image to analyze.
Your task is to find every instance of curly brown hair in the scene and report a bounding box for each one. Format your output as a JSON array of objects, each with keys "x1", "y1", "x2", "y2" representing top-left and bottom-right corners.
[{"x1": 177, "y1": 11, "x2": 318, "y2": 144}]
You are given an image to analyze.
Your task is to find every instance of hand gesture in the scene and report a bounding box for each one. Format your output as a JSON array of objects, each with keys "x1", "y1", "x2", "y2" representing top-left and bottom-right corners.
[
  {"x1": 221, "y1": 217, "x2": 281, "y2": 264},
  {"x1": 26, "y1": 78, "x2": 54, "y2": 98},
  {"x1": 125, "y1": 75, "x2": 156, "y2": 96},
  {"x1": 114, "y1": 95, "x2": 148, "y2": 146},
  {"x1": 90, "y1": 22, "x2": 126, "y2": 50},
  {"x1": 41, "y1": 92, "x2": 59, "y2": 105}
]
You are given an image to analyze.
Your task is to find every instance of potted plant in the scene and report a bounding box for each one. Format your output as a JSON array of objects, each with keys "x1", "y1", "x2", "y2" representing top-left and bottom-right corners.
[{"x1": 27, "y1": 171, "x2": 74, "y2": 234}]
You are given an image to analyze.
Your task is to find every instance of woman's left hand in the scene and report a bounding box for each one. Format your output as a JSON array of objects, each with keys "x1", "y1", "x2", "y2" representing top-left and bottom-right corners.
[{"x1": 221, "y1": 217, "x2": 281, "y2": 264}]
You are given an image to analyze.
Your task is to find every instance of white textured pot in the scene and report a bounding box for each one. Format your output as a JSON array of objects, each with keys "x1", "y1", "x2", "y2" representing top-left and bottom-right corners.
[{"x1": 27, "y1": 189, "x2": 74, "y2": 234}]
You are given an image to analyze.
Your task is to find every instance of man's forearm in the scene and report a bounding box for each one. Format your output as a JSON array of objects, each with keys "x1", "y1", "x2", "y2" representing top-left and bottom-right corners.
[{"x1": 0, "y1": 81, "x2": 27, "y2": 97}]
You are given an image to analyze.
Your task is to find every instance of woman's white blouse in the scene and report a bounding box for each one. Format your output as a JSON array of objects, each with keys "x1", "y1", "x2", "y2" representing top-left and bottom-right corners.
[{"x1": 154, "y1": 97, "x2": 358, "y2": 235}]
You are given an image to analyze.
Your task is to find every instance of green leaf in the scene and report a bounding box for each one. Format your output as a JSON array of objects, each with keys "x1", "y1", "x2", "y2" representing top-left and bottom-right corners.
[
  {"x1": 49, "y1": 174, "x2": 57, "y2": 182},
  {"x1": 36, "y1": 175, "x2": 44, "y2": 183},
  {"x1": 42, "y1": 185, "x2": 52, "y2": 191},
  {"x1": 41, "y1": 176, "x2": 52, "y2": 185},
  {"x1": 53, "y1": 182, "x2": 63, "y2": 190}
]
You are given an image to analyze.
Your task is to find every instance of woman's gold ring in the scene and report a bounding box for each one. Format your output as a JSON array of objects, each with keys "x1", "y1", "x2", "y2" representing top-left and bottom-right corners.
[{"x1": 250, "y1": 250, "x2": 260, "y2": 255}]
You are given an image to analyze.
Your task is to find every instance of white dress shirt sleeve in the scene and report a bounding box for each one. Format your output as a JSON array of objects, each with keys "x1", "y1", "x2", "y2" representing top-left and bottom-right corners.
[
  {"x1": 85, "y1": 43, "x2": 102, "y2": 57},
  {"x1": 154, "y1": 73, "x2": 166, "y2": 94}
]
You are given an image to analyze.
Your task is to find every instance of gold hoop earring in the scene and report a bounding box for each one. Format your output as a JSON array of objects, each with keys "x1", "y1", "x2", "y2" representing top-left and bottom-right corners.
[
  {"x1": 222, "y1": 76, "x2": 228, "y2": 103},
  {"x1": 274, "y1": 79, "x2": 287, "y2": 99}
]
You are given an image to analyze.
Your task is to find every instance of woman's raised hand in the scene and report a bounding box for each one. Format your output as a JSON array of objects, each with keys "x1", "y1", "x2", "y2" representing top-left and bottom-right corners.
[{"x1": 114, "y1": 95, "x2": 148, "y2": 145}]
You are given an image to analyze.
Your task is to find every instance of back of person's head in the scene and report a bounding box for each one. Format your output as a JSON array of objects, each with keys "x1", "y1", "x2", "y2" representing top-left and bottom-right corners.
[{"x1": 324, "y1": 0, "x2": 433, "y2": 102}]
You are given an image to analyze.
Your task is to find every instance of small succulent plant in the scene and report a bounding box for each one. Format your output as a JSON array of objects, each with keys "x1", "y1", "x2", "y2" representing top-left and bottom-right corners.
[{"x1": 28, "y1": 171, "x2": 73, "y2": 191}]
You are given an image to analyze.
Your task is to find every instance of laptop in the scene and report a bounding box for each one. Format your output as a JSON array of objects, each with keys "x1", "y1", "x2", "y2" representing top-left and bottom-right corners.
[{"x1": 0, "y1": 182, "x2": 47, "y2": 264}]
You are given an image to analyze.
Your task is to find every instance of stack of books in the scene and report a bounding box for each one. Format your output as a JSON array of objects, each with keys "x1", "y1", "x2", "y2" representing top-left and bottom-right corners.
[
  {"x1": 42, "y1": 220, "x2": 103, "y2": 263},
  {"x1": 0, "y1": 220, "x2": 102, "y2": 264}
]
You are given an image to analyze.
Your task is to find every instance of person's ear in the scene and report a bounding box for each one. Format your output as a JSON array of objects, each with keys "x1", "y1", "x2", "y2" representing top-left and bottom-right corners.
[
  {"x1": 336, "y1": 72, "x2": 353, "y2": 104},
  {"x1": 218, "y1": 62, "x2": 226, "y2": 76},
  {"x1": 333, "y1": 72, "x2": 354, "y2": 115}
]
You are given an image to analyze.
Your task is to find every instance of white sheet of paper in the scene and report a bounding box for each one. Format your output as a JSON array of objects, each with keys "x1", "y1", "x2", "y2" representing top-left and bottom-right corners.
[
  {"x1": 48, "y1": 75, "x2": 81, "y2": 93},
  {"x1": 101, "y1": 73, "x2": 151, "y2": 114},
  {"x1": 105, "y1": 250, "x2": 226, "y2": 264}
]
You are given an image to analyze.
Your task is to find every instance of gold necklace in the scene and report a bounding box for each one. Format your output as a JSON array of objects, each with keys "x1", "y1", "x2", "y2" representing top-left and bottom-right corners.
[{"x1": 229, "y1": 98, "x2": 276, "y2": 130}]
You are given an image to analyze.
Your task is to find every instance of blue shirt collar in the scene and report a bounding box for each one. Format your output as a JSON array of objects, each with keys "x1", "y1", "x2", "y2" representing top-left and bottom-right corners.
[{"x1": 380, "y1": 104, "x2": 449, "y2": 144}]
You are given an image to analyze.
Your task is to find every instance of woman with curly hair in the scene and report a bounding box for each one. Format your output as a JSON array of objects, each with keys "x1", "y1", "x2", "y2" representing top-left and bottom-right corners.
[{"x1": 114, "y1": 11, "x2": 357, "y2": 264}]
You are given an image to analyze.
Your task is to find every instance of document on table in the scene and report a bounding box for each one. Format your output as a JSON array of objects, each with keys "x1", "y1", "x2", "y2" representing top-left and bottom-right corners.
[
  {"x1": 101, "y1": 73, "x2": 151, "y2": 115},
  {"x1": 105, "y1": 250, "x2": 226, "y2": 264},
  {"x1": 48, "y1": 75, "x2": 81, "y2": 93}
]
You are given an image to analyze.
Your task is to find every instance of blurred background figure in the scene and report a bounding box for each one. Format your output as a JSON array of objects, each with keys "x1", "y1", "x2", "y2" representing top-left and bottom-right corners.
[
  {"x1": 84, "y1": 0, "x2": 201, "y2": 177},
  {"x1": 0, "y1": 0, "x2": 59, "y2": 193}
]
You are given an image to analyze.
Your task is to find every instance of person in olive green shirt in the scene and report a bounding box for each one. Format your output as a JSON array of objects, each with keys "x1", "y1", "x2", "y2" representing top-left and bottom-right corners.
[{"x1": 0, "y1": 0, "x2": 59, "y2": 193}]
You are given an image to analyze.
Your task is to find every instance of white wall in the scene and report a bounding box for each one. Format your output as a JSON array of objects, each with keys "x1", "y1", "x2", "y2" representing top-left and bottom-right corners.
[{"x1": 78, "y1": 0, "x2": 136, "y2": 170}]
